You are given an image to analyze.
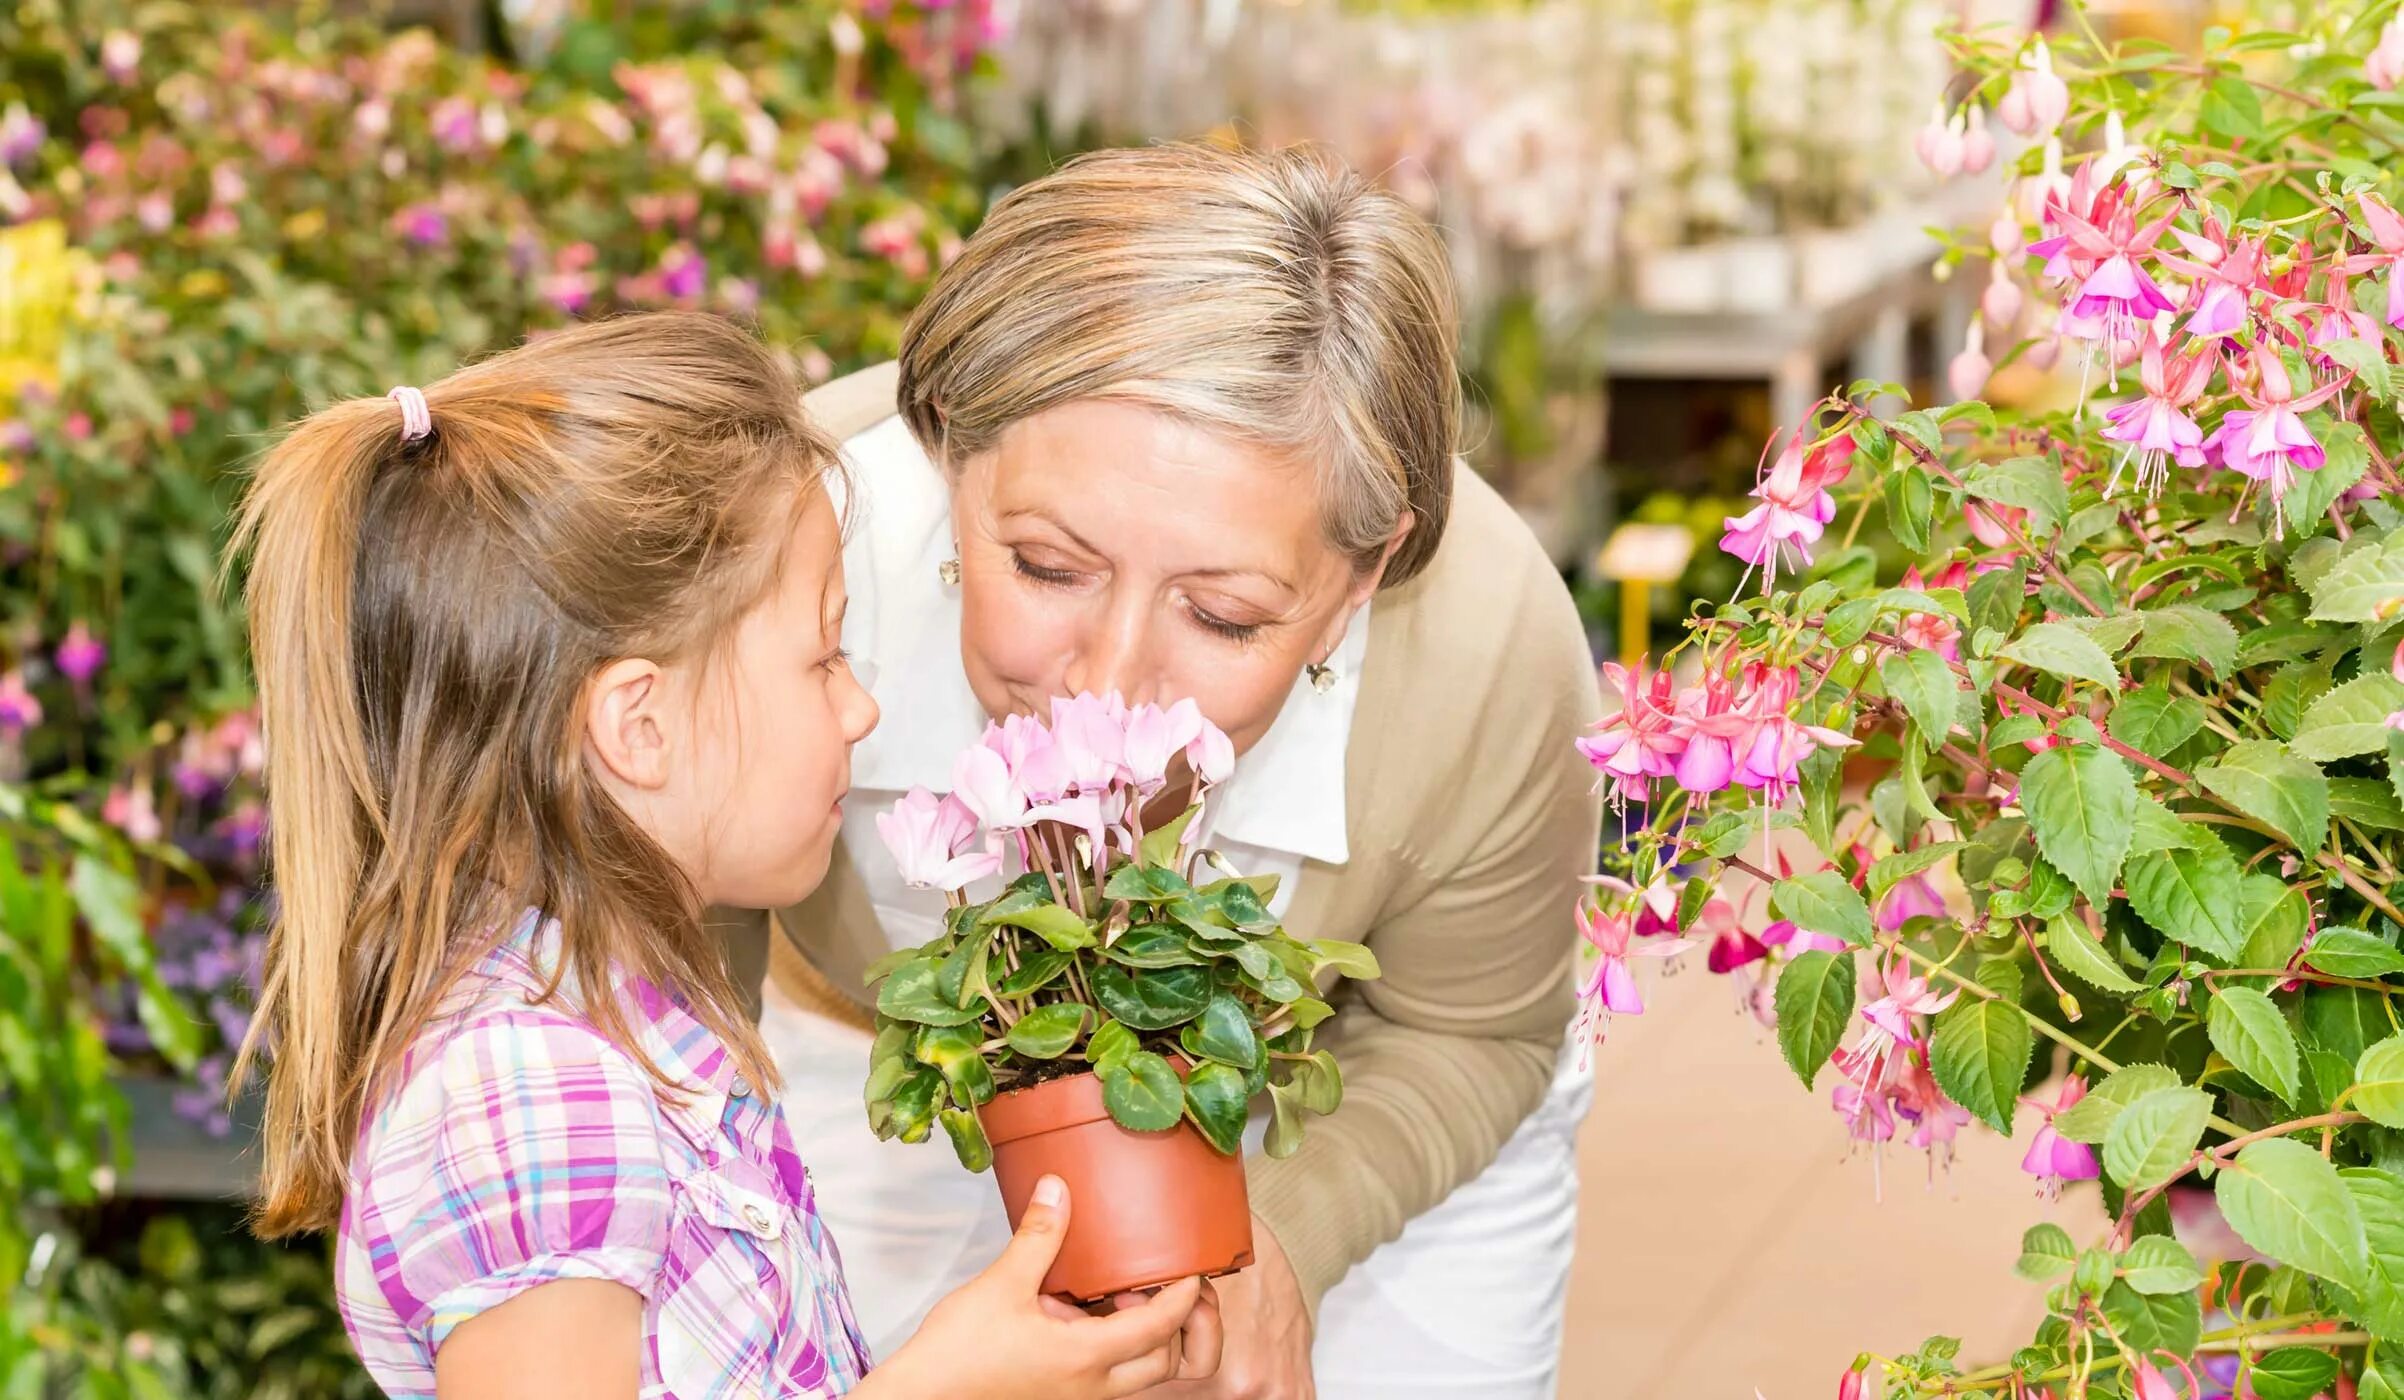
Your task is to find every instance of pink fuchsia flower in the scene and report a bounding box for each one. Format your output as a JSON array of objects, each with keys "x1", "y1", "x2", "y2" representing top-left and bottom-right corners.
[
  {"x1": 1761, "y1": 918, "x2": 1848, "y2": 958},
  {"x1": 2049, "y1": 202, "x2": 2180, "y2": 352},
  {"x1": 2154, "y1": 221, "x2": 2266, "y2": 338},
  {"x1": 1996, "y1": 37, "x2": 2070, "y2": 136},
  {"x1": 1692, "y1": 899, "x2": 1769, "y2": 974},
  {"x1": 1577, "y1": 660, "x2": 1686, "y2": 806},
  {"x1": 1571, "y1": 895, "x2": 1693, "y2": 1060},
  {"x1": 2018, "y1": 1076, "x2": 2102, "y2": 1198},
  {"x1": 2204, "y1": 345, "x2": 2349, "y2": 534},
  {"x1": 1857, "y1": 962, "x2": 1958, "y2": 1053},
  {"x1": 2101, "y1": 332, "x2": 2216, "y2": 497},
  {"x1": 2129, "y1": 1362, "x2": 2183, "y2": 1400},
  {"x1": 0, "y1": 669, "x2": 40, "y2": 730},
  {"x1": 1964, "y1": 498, "x2": 2027, "y2": 550},
  {"x1": 2340, "y1": 192, "x2": 2404, "y2": 330},
  {"x1": 1720, "y1": 430, "x2": 1853, "y2": 588},
  {"x1": 1730, "y1": 664, "x2": 1859, "y2": 807},
  {"x1": 1959, "y1": 107, "x2": 1996, "y2": 176},
  {"x1": 56, "y1": 622, "x2": 105, "y2": 686},
  {"x1": 103, "y1": 783, "x2": 162, "y2": 843},
  {"x1": 1981, "y1": 259, "x2": 2024, "y2": 329},
  {"x1": 1122, "y1": 698, "x2": 1207, "y2": 791},
  {"x1": 2306, "y1": 265, "x2": 2385, "y2": 356},
  {"x1": 2369, "y1": 14, "x2": 2404, "y2": 91},
  {"x1": 1668, "y1": 667, "x2": 1749, "y2": 794},
  {"x1": 1876, "y1": 870, "x2": 1947, "y2": 931},
  {"x1": 1894, "y1": 564, "x2": 1962, "y2": 661},
  {"x1": 877, "y1": 786, "x2": 1001, "y2": 891}
]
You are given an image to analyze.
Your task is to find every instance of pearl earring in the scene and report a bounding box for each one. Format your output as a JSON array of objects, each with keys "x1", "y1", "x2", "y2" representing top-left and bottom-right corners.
[
  {"x1": 1307, "y1": 661, "x2": 1336, "y2": 694},
  {"x1": 938, "y1": 556, "x2": 961, "y2": 586}
]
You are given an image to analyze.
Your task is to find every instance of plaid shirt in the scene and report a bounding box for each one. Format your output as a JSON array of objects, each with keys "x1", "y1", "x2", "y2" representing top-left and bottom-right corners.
[{"x1": 337, "y1": 915, "x2": 871, "y2": 1398}]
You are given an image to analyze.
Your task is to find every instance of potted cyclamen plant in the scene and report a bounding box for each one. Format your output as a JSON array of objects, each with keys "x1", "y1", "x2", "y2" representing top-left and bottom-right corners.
[{"x1": 863, "y1": 692, "x2": 1378, "y2": 1302}]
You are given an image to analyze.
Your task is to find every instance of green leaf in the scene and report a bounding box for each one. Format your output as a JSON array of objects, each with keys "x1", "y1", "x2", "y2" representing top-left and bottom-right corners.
[
  {"x1": 2000, "y1": 623, "x2": 2121, "y2": 690},
  {"x1": 1970, "y1": 561, "x2": 2029, "y2": 638},
  {"x1": 1102, "y1": 923, "x2": 1204, "y2": 969},
  {"x1": 2126, "y1": 796, "x2": 2202, "y2": 855},
  {"x1": 2102, "y1": 1279, "x2": 2203, "y2": 1358},
  {"x1": 2055, "y1": 1064, "x2": 2185, "y2": 1144},
  {"x1": 1882, "y1": 649, "x2": 1964, "y2": 747},
  {"x1": 987, "y1": 901, "x2": 1097, "y2": 952},
  {"x1": 1692, "y1": 807, "x2": 1801, "y2": 858},
  {"x1": 1091, "y1": 964, "x2": 1213, "y2": 1030},
  {"x1": 876, "y1": 958, "x2": 985, "y2": 1027},
  {"x1": 1194, "y1": 995, "x2": 1262, "y2": 1070},
  {"x1": 1866, "y1": 842, "x2": 1967, "y2": 900},
  {"x1": 2307, "y1": 929, "x2": 2404, "y2": 978},
  {"x1": 1139, "y1": 806, "x2": 1198, "y2": 870},
  {"x1": 2335, "y1": 1167, "x2": 2404, "y2": 1343},
  {"x1": 2196, "y1": 740, "x2": 2330, "y2": 852},
  {"x1": 2130, "y1": 605, "x2": 2239, "y2": 677},
  {"x1": 2064, "y1": 611, "x2": 2146, "y2": 654},
  {"x1": 2207, "y1": 986, "x2": 2302, "y2": 1104},
  {"x1": 2216, "y1": 1137, "x2": 2370, "y2": 1289},
  {"x1": 2110, "y1": 684, "x2": 2208, "y2": 760},
  {"x1": 995, "y1": 947, "x2": 1074, "y2": 997},
  {"x1": 2356, "y1": 1036, "x2": 2404, "y2": 1129},
  {"x1": 2308, "y1": 531, "x2": 2404, "y2": 622},
  {"x1": 1103, "y1": 864, "x2": 1193, "y2": 903},
  {"x1": 2124, "y1": 837, "x2": 2248, "y2": 962},
  {"x1": 2281, "y1": 419, "x2": 2373, "y2": 534},
  {"x1": 1181, "y1": 1061, "x2": 1249, "y2": 1155},
  {"x1": 2249, "y1": 1348, "x2": 2340, "y2": 1400},
  {"x1": 2293, "y1": 673, "x2": 2404, "y2": 763},
  {"x1": 2334, "y1": 776, "x2": 2404, "y2": 832},
  {"x1": 940, "y1": 1106, "x2": 993, "y2": 1172},
  {"x1": 1085, "y1": 1018, "x2": 1139, "y2": 1069},
  {"x1": 2019, "y1": 744, "x2": 2138, "y2": 912},
  {"x1": 2045, "y1": 915, "x2": 2142, "y2": 993},
  {"x1": 1964, "y1": 455, "x2": 2069, "y2": 533},
  {"x1": 1884, "y1": 465, "x2": 1933, "y2": 554},
  {"x1": 2202, "y1": 76, "x2": 2266, "y2": 139},
  {"x1": 1929, "y1": 998, "x2": 2033, "y2": 1135},
  {"x1": 1264, "y1": 1080, "x2": 1304, "y2": 1159},
  {"x1": 2240, "y1": 876, "x2": 2313, "y2": 971},
  {"x1": 1099, "y1": 1051, "x2": 1185, "y2": 1132},
  {"x1": 1769, "y1": 871, "x2": 1874, "y2": 948},
  {"x1": 2118, "y1": 1236, "x2": 2204, "y2": 1295},
  {"x1": 1309, "y1": 939, "x2": 1381, "y2": 981},
  {"x1": 2102, "y1": 1086, "x2": 2212, "y2": 1191},
  {"x1": 1772, "y1": 950, "x2": 1855, "y2": 1089},
  {"x1": 915, "y1": 1024, "x2": 996, "y2": 1106},
  {"x1": 1004, "y1": 1003, "x2": 1089, "y2": 1060},
  {"x1": 2016, "y1": 1223, "x2": 2078, "y2": 1281},
  {"x1": 1295, "y1": 1049, "x2": 1344, "y2": 1114}
]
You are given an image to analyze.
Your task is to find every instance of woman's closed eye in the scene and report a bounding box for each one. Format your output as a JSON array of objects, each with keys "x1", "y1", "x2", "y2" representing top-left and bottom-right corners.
[
  {"x1": 1185, "y1": 601, "x2": 1263, "y2": 645},
  {"x1": 1009, "y1": 551, "x2": 1081, "y2": 587}
]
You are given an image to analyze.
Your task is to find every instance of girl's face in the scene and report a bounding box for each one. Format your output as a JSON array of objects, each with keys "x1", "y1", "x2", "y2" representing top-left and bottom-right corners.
[
  {"x1": 588, "y1": 488, "x2": 880, "y2": 909},
  {"x1": 949, "y1": 399, "x2": 1390, "y2": 756}
]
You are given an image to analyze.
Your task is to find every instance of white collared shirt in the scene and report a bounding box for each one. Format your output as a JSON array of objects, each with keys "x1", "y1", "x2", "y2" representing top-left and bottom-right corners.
[{"x1": 830, "y1": 414, "x2": 1372, "y2": 940}]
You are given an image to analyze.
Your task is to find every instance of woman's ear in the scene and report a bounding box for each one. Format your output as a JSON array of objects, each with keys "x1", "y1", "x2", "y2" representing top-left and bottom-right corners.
[
  {"x1": 1348, "y1": 515, "x2": 1416, "y2": 609},
  {"x1": 585, "y1": 657, "x2": 676, "y2": 791}
]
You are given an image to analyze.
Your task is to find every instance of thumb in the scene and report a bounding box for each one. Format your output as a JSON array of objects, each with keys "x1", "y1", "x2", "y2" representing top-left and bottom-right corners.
[{"x1": 987, "y1": 1174, "x2": 1072, "y2": 1294}]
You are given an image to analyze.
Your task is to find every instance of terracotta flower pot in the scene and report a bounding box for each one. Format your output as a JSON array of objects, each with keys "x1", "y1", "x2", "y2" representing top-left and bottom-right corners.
[{"x1": 982, "y1": 1070, "x2": 1254, "y2": 1302}]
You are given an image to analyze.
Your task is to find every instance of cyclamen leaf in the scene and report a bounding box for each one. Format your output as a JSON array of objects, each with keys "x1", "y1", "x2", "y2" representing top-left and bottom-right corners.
[
  {"x1": 1930, "y1": 997, "x2": 2032, "y2": 1135},
  {"x1": 2130, "y1": 605, "x2": 2240, "y2": 677},
  {"x1": 2019, "y1": 744, "x2": 2138, "y2": 913},
  {"x1": 2292, "y1": 673, "x2": 2404, "y2": 763},
  {"x1": 2054, "y1": 1064, "x2": 2184, "y2": 1144},
  {"x1": 1772, "y1": 950, "x2": 1854, "y2": 1089},
  {"x1": 1004, "y1": 1003, "x2": 1089, "y2": 1060},
  {"x1": 2206, "y1": 986, "x2": 2301, "y2": 1104},
  {"x1": 2123, "y1": 838, "x2": 2248, "y2": 963},
  {"x1": 1181, "y1": 1062, "x2": 1248, "y2": 1155},
  {"x1": 1099, "y1": 1051, "x2": 1185, "y2": 1132},
  {"x1": 2196, "y1": 741, "x2": 2330, "y2": 853},
  {"x1": 2102, "y1": 1086, "x2": 2212, "y2": 1191},
  {"x1": 2215, "y1": 1137, "x2": 2370, "y2": 1290},
  {"x1": 2000, "y1": 623, "x2": 2121, "y2": 690}
]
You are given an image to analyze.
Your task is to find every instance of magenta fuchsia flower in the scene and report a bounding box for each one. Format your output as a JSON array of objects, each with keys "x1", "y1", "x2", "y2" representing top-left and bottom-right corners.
[
  {"x1": 1761, "y1": 918, "x2": 1847, "y2": 958},
  {"x1": 0, "y1": 669, "x2": 40, "y2": 731},
  {"x1": 1858, "y1": 963, "x2": 1958, "y2": 1053},
  {"x1": 2101, "y1": 332, "x2": 2216, "y2": 497},
  {"x1": 55, "y1": 621, "x2": 105, "y2": 687},
  {"x1": 2155, "y1": 221, "x2": 2265, "y2": 338},
  {"x1": 1692, "y1": 899, "x2": 1768, "y2": 974},
  {"x1": 1876, "y1": 871, "x2": 1947, "y2": 931},
  {"x1": 877, "y1": 787, "x2": 1002, "y2": 892},
  {"x1": 2018, "y1": 1076, "x2": 2102, "y2": 1198},
  {"x1": 1720, "y1": 430, "x2": 1853, "y2": 587},
  {"x1": 659, "y1": 243, "x2": 708, "y2": 301},
  {"x1": 2370, "y1": 14, "x2": 2404, "y2": 91},
  {"x1": 1670, "y1": 668, "x2": 1750, "y2": 794},
  {"x1": 1572, "y1": 890, "x2": 1694, "y2": 1059},
  {"x1": 2340, "y1": 191, "x2": 2404, "y2": 330},
  {"x1": 1577, "y1": 660, "x2": 1686, "y2": 806},
  {"x1": 2204, "y1": 345, "x2": 2349, "y2": 532},
  {"x1": 2049, "y1": 203, "x2": 2180, "y2": 353},
  {"x1": 393, "y1": 202, "x2": 448, "y2": 248}
]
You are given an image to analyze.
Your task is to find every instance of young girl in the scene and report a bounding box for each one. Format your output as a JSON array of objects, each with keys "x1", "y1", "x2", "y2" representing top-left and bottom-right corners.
[{"x1": 230, "y1": 312, "x2": 1220, "y2": 1399}]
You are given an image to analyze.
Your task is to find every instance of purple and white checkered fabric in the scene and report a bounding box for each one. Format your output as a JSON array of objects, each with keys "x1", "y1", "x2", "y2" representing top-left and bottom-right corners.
[{"x1": 337, "y1": 914, "x2": 870, "y2": 1397}]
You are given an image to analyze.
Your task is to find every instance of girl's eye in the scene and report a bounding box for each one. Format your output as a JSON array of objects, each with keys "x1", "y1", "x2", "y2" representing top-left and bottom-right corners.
[
  {"x1": 1010, "y1": 552, "x2": 1079, "y2": 587},
  {"x1": 1187, "y1": 605, "x2": 1262, "y2": 645},
  {"x1": 818, "y1": 647, "x2": 852, "y2": 674}
]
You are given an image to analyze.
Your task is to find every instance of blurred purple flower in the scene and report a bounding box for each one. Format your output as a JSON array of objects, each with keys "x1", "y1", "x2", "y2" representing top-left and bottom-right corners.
[
  {"x1": 0, "y1": 103, "x2": 43, "y2": 166},
  {"x1": 430, "y1": 96, "x2": 479, "y2": 153},
  {"x1": 394, "y1": 201, "x2": 448, "y2": 248},
  {"x1": 660, "y1": 243, "x2": 706, "y2": 300},
  {"x1": 0, "y1": 669, "x2": 40, "y2": 731},
  {"x1": 55, "y1": 621, "x2": 106, "y2": 685}
]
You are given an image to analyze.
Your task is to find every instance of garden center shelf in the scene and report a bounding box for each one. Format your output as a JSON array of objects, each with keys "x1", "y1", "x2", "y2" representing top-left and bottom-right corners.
[{"x1": 116, "y1": 1075, "x2": 259, "y2": 1199}]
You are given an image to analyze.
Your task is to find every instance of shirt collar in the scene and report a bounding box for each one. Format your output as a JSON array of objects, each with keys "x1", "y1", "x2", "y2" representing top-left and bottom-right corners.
[{"x1": 841, "y1": 416, "x2": 1366, "y2": 869}]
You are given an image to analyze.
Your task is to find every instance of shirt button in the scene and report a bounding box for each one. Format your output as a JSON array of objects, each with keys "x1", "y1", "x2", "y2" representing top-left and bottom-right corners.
[
  {"x1": 728, "y1": 1074, "x2": 751, "y2": 1100},
  {"x1": 742, "y1": 1203, "x2": 773, "y2": 1233}
]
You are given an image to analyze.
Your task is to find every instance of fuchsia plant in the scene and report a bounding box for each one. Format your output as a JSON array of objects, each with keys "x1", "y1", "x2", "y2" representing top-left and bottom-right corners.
[{"x1": 1575, "y1": 5, "x2": 2404, "y2": 1396}]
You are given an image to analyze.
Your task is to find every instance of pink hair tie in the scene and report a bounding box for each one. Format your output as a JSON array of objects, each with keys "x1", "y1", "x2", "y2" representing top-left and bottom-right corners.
[{"x1": 387, "y1": 385, "x2": 432, "y2": 442}]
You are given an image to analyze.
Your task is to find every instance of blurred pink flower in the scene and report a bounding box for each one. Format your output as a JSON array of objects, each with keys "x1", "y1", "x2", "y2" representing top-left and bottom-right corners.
[
  {"x1": 104, "y1": 783, "x2": 162, "y2": 842},
  {"x1": 1996, "y1": 38, "x2": 2070, "y2": 136},
  {"x1": 2340, "y1": 191, "x2": 2404, "y2": 329},
  {"x1": 2369, "y1": 14, "x2": 2404, "y2": 90},
  {"x1": 0, "y1": 103, "x2": 43, "y2": 165},
  {"x1": 0, "y1": 669, "x2": 41, "y2": 731},
  {"x1": 56, "y1": 621, "x2": 106, "y2": 686},
  {"x1": 101, "y1": 31, "x2": 142, "y2": 85},
  {"x1": 393, "y1": 202, "x2": 448, "y2": 247},
  {"x1": 659, "y1": 243, "x2": 707, "y2": 301}
]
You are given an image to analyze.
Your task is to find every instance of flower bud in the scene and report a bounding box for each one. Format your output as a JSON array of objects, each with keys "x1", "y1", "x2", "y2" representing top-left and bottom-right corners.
[
  {"x1": 1838, "y1": 1368, "x2": 1866, "y2": 1400},
  {"x1": 1988, "y1": 209, "x2": 2024, "y2": 257},
  {"x1": 1914, "y1": 103, "x2": 1964, "y2": 178},
  {"x1": 1982, "y1": 260, "x2": 2023, "y2": 328},
  {"x1": 1948, "y1": 322, "x2": 1991, "y2": 401},
  {"x1": 1960, "y1": 107, "x2": 1996, "y2": 175}
]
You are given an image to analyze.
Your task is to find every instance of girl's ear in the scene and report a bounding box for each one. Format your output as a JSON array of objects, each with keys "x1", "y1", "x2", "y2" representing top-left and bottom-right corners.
[{"x1": 585, "y1": 658, "x2": 675, "y2": 791}]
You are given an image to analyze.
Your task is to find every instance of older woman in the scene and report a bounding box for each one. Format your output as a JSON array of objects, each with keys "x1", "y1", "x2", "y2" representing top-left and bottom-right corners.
[{"x1": 716, "y1": 143, "x2": 1600, "y2": 1399}]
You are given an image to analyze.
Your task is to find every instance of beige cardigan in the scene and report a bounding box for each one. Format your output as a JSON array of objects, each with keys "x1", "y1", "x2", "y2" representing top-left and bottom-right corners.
[{"x1": 714, "y1": 362, "x2": 1603, "y2": 1314}]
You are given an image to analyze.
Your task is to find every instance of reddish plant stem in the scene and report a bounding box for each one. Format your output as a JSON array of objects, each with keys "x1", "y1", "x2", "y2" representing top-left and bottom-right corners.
[
  {"x1": 2113, "y1": 1112, "x2": 2370, "y2": 1248},
  {"x1": 1871, "y1": 412, "x2": 2107, "y2": 618}
]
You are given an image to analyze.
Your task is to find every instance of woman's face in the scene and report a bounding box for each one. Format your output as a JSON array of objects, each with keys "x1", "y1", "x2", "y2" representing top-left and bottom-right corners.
[{"x1": 950, "y1": 399, "x2": 1390, "y2": 757}]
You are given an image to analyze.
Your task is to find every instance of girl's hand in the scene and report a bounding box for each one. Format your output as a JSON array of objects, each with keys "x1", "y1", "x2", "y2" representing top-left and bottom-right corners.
[{"x1": 860, "y1": 1176, "x2": 1223, "y2": 1400}]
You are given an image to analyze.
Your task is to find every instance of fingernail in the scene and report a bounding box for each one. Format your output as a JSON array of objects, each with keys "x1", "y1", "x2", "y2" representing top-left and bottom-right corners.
[{"x1": 1033, "y1": 1175, "x2": 1065, "y2": 1207}]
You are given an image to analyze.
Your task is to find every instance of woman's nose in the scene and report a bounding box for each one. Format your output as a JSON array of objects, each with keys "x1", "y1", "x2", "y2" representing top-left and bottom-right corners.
[{"x1": 1061, "y1": 607, "x2": 1155, "y2": 704}]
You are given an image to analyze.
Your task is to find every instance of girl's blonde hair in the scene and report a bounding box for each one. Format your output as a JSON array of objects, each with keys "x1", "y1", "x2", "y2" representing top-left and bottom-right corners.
[
  {"x1": 896, "y1": 141, "x2": 1462, "y2": 588},
  {"x1": 229, "y1": 312, "x2": 838, "y2": 1236}
]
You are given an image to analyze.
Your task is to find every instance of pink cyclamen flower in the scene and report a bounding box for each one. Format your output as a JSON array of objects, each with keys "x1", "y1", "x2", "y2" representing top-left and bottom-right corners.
[
  {"x1": 2204, "y1": 345, "x2": 2349, "y2": 534},
  {"x1": 949, "y1": 742, "x2": 1029, "y2": 830},
  {"x1": 2018, "y1": 1076, "x2": 2102, "y2": 1198},
  {"x1": 2340, "y1": 192, "x2": 2404, "y2": 330},
  {"x1": 56, "y1": 622, "x2": 105, "y2": 686},
  {"x1": 876, "y1": 787, "x2": 1000, "y2": 892},
  {"x1": 1996, "y1": 37, "x2": 2070, "y2": 136},
  {"x1": 1720, "y1": 430, "x2": 1854, "y2": 587},
  {"x1": 2100, "y1": 332, "x2": 2216, "y2": 498},
  {"x1": 1049, "y1": 691, "x2": 1130, "y2": 791},
  {"x1": 0, "y1": 669, "x2": 40, "y2": 730},
  {"x1": 1185, "y1": 718, "x2": 1235, "y2": 787},
  {"x1": 1577, "y1": 659, "x2": 1686, "y2": 806},
  {"x1": 2369, "y1": 14, "x2": 2404, "y2": 91},
  {"x1": 1121, "y1": 698, "x2": 1206, "y2": 791}
]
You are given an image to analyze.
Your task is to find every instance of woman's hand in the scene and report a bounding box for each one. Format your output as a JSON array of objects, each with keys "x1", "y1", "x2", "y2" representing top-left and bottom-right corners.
[
  {"x1": 862, "y1": 1176, "x2": 1224, "y2": 1400},
  {"x1": 1129, "y1": 1216, "x2": 1315, "y2": 1400}
]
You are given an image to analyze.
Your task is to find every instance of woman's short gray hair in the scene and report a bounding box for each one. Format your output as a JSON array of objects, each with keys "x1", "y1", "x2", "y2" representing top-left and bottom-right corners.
[{"x1": 896, "y1": 141, "x2": 1460, "y2": 588}]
